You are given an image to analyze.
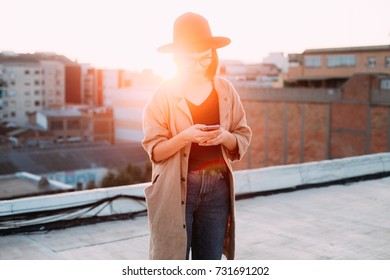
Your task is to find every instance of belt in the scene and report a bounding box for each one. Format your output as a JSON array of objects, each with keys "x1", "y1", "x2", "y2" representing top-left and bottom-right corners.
[{"x1": 188, "y1": 168, "x2": 227, "y2": 176}]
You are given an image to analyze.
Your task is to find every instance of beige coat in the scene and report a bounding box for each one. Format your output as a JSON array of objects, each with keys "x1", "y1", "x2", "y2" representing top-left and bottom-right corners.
[{"x1": 142, "y1": 76, "x2": 251, "y2": 260}]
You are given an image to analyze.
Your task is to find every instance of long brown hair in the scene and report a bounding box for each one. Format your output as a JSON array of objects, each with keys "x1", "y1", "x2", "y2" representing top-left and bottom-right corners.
[{"x1": 205, "y1": 49, "x2": 219, "y2": 80}]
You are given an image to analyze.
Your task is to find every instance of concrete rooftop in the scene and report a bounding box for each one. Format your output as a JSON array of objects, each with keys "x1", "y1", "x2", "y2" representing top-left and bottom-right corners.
[
  {"x1": 1, "y1": 175, "x2": 389, "y2": 260},
  {"x1": 0, "y1": 177, "x2": 45, "y2": 199},
  {"x1": 0, "y1": 172, "x2": 73, "y2": 199}
]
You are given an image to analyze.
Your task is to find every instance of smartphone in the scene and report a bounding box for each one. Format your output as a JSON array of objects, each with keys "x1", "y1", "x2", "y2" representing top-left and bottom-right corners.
[{"x1": 202, "y1": 124, "x2": 220, "y2": 131}]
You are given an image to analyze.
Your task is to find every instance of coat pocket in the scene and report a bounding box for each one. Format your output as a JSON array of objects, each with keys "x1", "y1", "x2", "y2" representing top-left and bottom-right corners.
[{"x1": 144, "y1": 174, "x2": 160, "y2": 206}]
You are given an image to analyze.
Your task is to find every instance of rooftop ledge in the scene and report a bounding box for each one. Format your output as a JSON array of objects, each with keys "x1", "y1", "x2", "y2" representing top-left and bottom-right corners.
[{"x1": 1, "y1": 152, "x2": 390, "y2": 234}]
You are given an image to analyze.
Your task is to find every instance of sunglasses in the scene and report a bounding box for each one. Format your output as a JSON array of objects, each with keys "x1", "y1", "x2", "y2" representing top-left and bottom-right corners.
[{"x1": 178, "y1": 54, "x2": 213, "y2": 68}]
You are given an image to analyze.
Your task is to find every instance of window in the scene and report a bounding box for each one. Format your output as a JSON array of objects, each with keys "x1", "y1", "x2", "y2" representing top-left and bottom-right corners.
[
  {"x1": 380, "y1": 79, "x2": 390, "y2": 90},
  {"x1": 25, "y1": 91, "x2": 30, "y2": 96},
  {"x1": 34, "y1": 70, "x2": 40, "y2": 75},
  {"x1": 304, "y1": 56, "x2": 322, "y2": 68},
  {"x1": 327, "y1": 55, "x2": 356, "y2": 68},
  {"x1": 367, "y1": 57, "x2": 376, "y2": 68},
  {"x1": 25, "y1": 70, "x2": 30, "y2": 75},
  {"x1": 50, "y1": 120, "x2": 64, "y2": 130},
  {"x1": 34, "y1": 90, "x2": 40, "y2": 95},
  {"x1": 385, "y1": 57, "x2": 390, "y2": 67},
  {"x1": 67, "y1": 119, "x2": 81, "y2": 130},
  {"x1": 10, "y1": 111, "x2": 16, "y2": 118},
  {"x1": 34, "y1": 101, "x2": 41, "y2": 107},
  {"x1": 34, "y1": 80, "x2": 40, "y2": 86}
]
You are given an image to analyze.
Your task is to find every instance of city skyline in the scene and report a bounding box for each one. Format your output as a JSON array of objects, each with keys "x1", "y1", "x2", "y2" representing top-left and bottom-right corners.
[{"x1": 2, "y1": 0, "x2": 390, "y2": 78}]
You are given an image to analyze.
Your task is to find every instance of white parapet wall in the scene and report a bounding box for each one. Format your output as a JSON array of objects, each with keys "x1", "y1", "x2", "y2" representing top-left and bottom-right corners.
[
  {"x1": 1, "y1": 152, "x2": 390, "y2": 230},
  {"x1": 233, "y1": 152, "x2": 390, "y2": 195},
  {"x1": 0, "y1": 183, "x2": 148, "y2": 230}
]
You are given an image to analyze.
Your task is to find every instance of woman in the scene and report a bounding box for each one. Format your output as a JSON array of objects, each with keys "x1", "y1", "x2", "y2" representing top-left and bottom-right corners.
[{"x1": 142, "y1": 12, "x2": 251, "y2": 260}]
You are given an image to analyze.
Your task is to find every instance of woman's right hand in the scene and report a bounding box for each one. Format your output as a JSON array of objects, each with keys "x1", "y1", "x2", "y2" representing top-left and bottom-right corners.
[
  {"x1": 152, "y1": 124, "x2": 220, "y2": 163},
  {"x1": 180, "y1": 124, "x2": 220, "y2": 144}
]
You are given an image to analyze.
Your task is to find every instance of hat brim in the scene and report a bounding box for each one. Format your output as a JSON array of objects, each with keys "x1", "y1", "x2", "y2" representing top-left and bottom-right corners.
[{"x1": 157, "y1": 36, "x2": 231, "y2": 53}]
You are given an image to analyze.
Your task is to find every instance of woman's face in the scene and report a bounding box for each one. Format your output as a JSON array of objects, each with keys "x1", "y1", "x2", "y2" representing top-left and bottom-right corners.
[{"x1": 175, "y1": 49, "x2": 213, "y2": 78}]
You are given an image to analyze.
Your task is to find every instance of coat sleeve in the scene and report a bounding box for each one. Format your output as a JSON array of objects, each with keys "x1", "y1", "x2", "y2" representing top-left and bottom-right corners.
[
  {"x1": 225, "y1": 82, "x2": 252, "y2": 162},
  {"x1": 142, "y1": 87, "x2": 171, "y2": 165}
]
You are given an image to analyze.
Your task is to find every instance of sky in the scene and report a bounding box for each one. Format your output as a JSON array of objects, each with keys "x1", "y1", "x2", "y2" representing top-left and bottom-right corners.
[{"x1": 2, "y1": 0, "x2": 390, "y2": 78}]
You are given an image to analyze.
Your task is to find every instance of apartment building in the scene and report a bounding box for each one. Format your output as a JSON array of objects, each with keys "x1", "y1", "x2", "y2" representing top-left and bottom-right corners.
[
  {"x1": 263, "y1": 52, "x2": 289, "y2": 73},
  {"x1": 40, "y1": 60, "x2": 65, "y2": 107},
  {"x1": 287, "y1": 45, "x2": 390, "y2": 88},
  {"x1": 36, "y1": 105, "x2": 114, "y2": 144},
  {"x1": 79, "y1": 67, "x2": 136, "y2": 107},
  {"x1": 220, "y1": 60, "x2": 283, "y2": 88},
  {"x1": 80, "y1": 68, "x2": 161, "y2": 143},
  {"x1": 103, "y1": 69, "x2": 160, "y2": 142},
  {"x1": 80, "y1": 65, "x2": 103, "y2": 106},
  {"x1": 0, "y1": 52, "x2": 79, "y2": 126},
  {"x1": 0, "y1": 55, "x2": 45, "y2": 126}
]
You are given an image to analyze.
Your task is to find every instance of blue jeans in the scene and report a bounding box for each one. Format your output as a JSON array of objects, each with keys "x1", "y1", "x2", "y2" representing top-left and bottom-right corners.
[{"x1": 185, "y1": 170, "x2": 230, "y2": 260}]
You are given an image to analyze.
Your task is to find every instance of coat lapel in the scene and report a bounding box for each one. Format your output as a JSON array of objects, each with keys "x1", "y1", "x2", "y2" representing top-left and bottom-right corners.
[
  {"x1": 170, "y1": 81, "x2": 193, "y2": 125},
  {"x1": 176, "y1": 97, "x2": 193, "y2": 124}
]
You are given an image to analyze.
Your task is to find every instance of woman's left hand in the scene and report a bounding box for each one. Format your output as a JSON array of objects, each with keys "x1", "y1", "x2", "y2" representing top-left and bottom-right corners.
[
  {"x1": 199, "y1": 127, "x2": 228, "y2": 146},
  {"x1": 200, "y1": 127, "x2": 238, "y2": 152}
]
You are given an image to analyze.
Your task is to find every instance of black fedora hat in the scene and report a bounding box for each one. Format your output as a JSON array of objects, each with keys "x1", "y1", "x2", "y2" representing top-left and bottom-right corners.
[{"x1": 157, "y1": 12, "x2": 231, "y2": 53}]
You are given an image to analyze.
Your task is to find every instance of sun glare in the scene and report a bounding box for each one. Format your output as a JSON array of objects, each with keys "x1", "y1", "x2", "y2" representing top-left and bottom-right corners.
[
  {"x1": 3, "y1": 0, "x2": 390, "y2": 77},
  {"x1": 153, "y1": 56, "x2": 177, "y2": 80}
]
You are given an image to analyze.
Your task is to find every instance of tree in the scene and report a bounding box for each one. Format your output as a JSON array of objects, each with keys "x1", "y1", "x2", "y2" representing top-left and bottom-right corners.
[
  {"x1": 100, "y1": 162, "x2": 152, "y2": 188},
  {"x1": 100, "y1": 171, "x2": 117, "y2": 188},
  {"x1": 86, "y1": 181, "x2": 96, "y2": 190}
]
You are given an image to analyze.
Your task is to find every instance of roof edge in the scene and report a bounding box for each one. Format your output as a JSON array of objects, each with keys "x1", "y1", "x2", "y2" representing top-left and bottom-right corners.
[{"x1": 303, "y1": 45, "x2": 390, "y2": 54}]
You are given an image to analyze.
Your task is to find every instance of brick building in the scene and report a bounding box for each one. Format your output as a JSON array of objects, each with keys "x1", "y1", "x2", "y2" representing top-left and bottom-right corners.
[
  {"x1": 287, "y1": 45, "x2": 390, "y2": 88},
  {"x1": 233, "y1": 73, "x2": 390, "y2": 170}
]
